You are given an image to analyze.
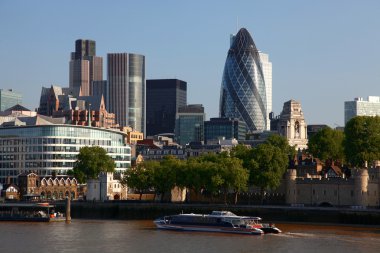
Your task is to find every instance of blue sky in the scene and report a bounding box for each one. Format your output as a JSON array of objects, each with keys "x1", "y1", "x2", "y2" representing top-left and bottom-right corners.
[{"x1": 1, "y1": 0, "x2": 380, "y2": 127}]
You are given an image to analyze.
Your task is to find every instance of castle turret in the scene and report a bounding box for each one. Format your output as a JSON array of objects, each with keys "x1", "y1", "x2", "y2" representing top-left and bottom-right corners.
[
  {"x1": 353, "y1": 168, "x2": 369, "y2": 206},
  {"x1": 285, "y1": 169, "x2": 297, "y2": 205}
]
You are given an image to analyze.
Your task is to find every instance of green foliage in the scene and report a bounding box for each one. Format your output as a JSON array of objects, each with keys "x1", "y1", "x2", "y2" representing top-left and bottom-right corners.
[
  {"x1": 70, "y1": 146, "x2": 115, "y2": 183},
  {"x1": 231, "y1": 140, "x2": 289, "y2": 203},
  {"x1": 151, "y1": 156, "x2": 182, "y2": 201},
  {"x1": 265, "y1": 134, "x2": 296, "y2": 158},
  {"x1": 121, "y1": 163, "x2": 153, "y2": 200},
  {"x1": 344, "y1": 116, "x2": 380, "y2": 167},
  {"x1": 308, "y1": 127, "x2": 345, "y2": 162},
  {"x1": 251, "y1": 143, "x2": 288, "y2": 190}
]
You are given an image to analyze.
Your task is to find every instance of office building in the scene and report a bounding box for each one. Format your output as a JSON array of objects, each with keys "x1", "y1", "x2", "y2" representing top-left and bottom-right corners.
[
  {"x1": 204, "y1": 117, "x2": 246, "y2": 143},
  {"x1": 0, "y1": 89, "x2": 22, "y2": 111},
  {"x1": 107, "y1": 53, "x2": 146, "y2": 133},
  {"x1": 344, "y1": 96, "x2": 380, "y2": 125},
  {"x1": 220, "y1": 28, "x2": 267, "y2": 132},
  {"x1": 259, "y1": 52, "x2": 272, "y2": 130},
  {"x1": 146, "y1": 79, "x2": 187, "y2": 136},
  {"x1": 69, "y1": 39, "x2": 103, "y2": 96},
  {"x1": 175, "y1": 104, "x2": 205, "y2": 146},
  {"x1": 0, "y1": 124, "x2": 131, "y2": 184}
]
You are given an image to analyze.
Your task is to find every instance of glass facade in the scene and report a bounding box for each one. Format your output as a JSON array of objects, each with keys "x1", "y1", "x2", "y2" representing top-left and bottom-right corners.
[
  {"x1": 128, "y1": 54, "x2": 146, "y2": 133},
  {"x1": 204, "y1": 117, "x2": 246, "y2": 143},
  {"x1": 0, "y1": 125, "x2": 131, "y2": 184},
  {"x1": 108, "y1": 53, "x2": 146, "y2": 134},
  {"x1": 0, "y1": 89, "x2": 22, "y2": 111},
  {"x1": 175, "y1": 105, "x2": 205, "y2": 146},
  {"x1": 220, "y1": 28, "x2": 267, "y2": 132},
  {"x1": 146, "y1": 79, "x2": 187, "y2": 136},
  {"x1": 175, "y1": 115, "x2": 204, "y2": 146}
]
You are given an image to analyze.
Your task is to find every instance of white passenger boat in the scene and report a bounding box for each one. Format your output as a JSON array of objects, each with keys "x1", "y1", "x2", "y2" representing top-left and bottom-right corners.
[{"x1": 154, "y1": 211, "x2": 281, "y2": 235}]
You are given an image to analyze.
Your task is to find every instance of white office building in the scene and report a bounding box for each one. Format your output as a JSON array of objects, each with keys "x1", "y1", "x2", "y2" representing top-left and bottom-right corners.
[
  {"x1": 344, "y1": 96, "x2": 380, "y2": 125},
  {"x1": 259, "y1": 52, "x2": 272, "y2": 130},
  {"x1": 0, "y1": 125, "x2": 131, "y2": 184}
]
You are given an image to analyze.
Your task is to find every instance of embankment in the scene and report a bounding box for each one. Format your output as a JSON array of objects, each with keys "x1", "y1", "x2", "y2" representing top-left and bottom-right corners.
[{"x1": 55, "y1": 202, "x2": 380, "y2": 225}]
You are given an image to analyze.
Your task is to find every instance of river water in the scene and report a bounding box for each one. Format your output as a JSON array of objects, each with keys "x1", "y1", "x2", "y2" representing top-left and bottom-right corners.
[{"x1": 0, "y1": 220, "x2": 380, "y2": 253}]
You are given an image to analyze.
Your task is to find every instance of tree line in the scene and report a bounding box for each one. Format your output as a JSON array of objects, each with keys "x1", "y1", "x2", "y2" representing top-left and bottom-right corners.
[
  {"x1": 308, "y1": 116, "x2": 380, "y2": 167},
  {"x1": 121, "y1": 134, "x2": 292, "y2": 203}
]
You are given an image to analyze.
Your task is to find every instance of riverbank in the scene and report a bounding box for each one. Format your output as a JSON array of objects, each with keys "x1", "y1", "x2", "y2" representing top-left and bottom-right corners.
[{"x1": 54, "y1": 202, "x2": 380, "y2": 225}]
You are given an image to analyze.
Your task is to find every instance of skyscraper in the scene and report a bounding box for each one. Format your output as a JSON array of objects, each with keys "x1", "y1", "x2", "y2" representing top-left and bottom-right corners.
[
  {"x1": 344, "y1": 96, "x2": 380, "y2": 125},
  {"x1": 107, "y1": 53, "x2": 146, "y2": 133},
  {"x1": 0, "y1": 89, "x2": 22, "y2": 111},
  {"x1": 259, "y1": 52, "x2": 272, "y2": 130},
  {"x1": 220, "y1": 28, "x2": 267, "y2": 132},
  {"x1": 69, "y1": 39, "x2": 103, "y2": 96},
  {"x1": 175, "y1": 104, "x2": 205, "y2": 146},
  {"x1": 146, "y1": 79, "x2": 187, "y2": 136}
]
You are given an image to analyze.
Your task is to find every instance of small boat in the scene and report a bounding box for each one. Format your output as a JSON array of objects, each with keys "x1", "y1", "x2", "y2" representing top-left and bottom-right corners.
[
  {"x1": 0, "y1": 203, "x2": 66, "y2": 222},
  {"x1": 154, "y1": 211, "x2": 281, "y2": 235}
]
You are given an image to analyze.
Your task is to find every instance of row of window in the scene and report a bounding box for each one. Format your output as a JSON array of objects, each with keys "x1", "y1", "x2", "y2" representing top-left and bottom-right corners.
[
  {"x1": 0, "y1": 126, "x2": 126, "y2": 143},
  {"x1": 0, "y1": 146, "x2": 130, "y2": 155}
]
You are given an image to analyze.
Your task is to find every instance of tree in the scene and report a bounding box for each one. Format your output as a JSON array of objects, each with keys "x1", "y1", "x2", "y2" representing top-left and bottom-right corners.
[
  {"x1": 251, "y1": 143, "x2": 288, "y2": 204},
  {"x1": 265, "y1": 134, "x2": 296, "y2": 159},
  {"x1": 344, "y1": 116, "x2": 380, "y2": 167},
  {"x1": 151, "y1": 156, "x2": 180, "y2": 202},
  {"x1": 308, "y1": 127, "x2": 345, "y2": 162},
  {"x1": 219, "y1": 156, "x2": 249, "y2": 204},
  {"x1": 70, "y1": 146, "x2": 115, "y2": 183},
  {"x1": 121, "y1": 163, "x2": 153, "y2": 200}
]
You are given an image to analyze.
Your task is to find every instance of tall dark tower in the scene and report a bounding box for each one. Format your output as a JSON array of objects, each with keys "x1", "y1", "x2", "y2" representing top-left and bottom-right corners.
[
  {"x1": 146, "y1": 79, "x2": 187, "y2": 136},
  {"x1": 69, "y1": 39, "x2": 103, "y2": 96}
]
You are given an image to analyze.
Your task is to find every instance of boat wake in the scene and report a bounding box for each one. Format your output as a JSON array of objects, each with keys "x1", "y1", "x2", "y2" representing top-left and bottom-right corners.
[{"x1": 279, "y1": 232, "x2": 316, "y2": 238}]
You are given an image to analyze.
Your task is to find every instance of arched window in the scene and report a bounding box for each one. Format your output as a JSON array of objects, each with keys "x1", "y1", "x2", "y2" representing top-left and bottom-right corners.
[{"x1": 294, "y1": 121, "x2": 300, "y2": 138}]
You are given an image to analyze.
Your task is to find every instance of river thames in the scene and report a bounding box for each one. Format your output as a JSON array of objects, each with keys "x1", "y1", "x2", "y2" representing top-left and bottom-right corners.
[{"x1": 0, "y1": 220, "x2": 380, "y2": 253}]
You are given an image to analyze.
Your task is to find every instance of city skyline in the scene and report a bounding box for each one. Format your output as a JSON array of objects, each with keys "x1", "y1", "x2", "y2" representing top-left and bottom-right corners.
[{"x1": 1, "y1": 1, "x2": 380, "y2": 127}]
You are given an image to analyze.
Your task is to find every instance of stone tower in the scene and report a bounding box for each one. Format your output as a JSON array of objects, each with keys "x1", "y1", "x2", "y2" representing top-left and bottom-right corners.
[
  {"x1": 353, "y1": 168, "x2": 369, "y2": 206},
  {"x1": 285, "y1": 169, "x2": 297, "y2": 205},
  {"x1": 278, "y1": 100, "x2": 308, "y2": 150}
]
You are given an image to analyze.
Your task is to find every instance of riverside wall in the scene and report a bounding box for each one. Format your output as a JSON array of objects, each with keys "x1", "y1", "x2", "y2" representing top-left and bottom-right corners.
[{"x1": 55, "y1": 202, "x2": 380, "y2": 225}]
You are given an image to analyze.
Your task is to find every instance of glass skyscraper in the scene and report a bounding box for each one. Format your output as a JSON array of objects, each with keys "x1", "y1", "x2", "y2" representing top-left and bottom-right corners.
[
  {"x1": 146, "y1": 79, "x2": 187, "y2": 136},
  {"x1": 220, "y1": 28, "x2": 267, "y2": 132},
  {"x1": 0, "y1": 89, "x2": 22, "y2": 111},
  {"x1": 107, "y1": 53, "x2": 146, "y2": 133}
]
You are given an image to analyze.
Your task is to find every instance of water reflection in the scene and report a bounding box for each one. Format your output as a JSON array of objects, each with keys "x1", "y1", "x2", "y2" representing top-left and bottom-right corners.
[{"x1": 0, "y1": 220, "x2": 379, "y2": 253}]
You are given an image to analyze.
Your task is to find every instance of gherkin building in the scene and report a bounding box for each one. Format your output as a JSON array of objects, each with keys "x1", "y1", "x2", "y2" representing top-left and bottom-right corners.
[{"x1": 220, "y1": 28, "x2": 267, "y2": 132}]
